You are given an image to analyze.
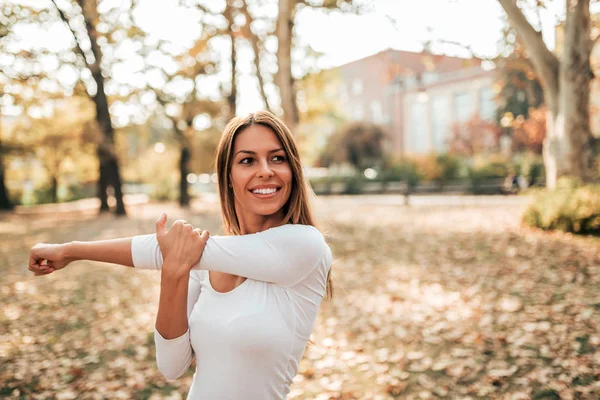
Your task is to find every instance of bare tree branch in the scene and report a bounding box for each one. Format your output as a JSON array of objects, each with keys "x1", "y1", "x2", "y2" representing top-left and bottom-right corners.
[
  {"x1": 497, "y1": 0, "x2": 559, "y2": 107},
  {"x1": 50, "y1": 0, "x2": 90, "y2": 67},
  {"x1": 241, "y1": 0, "x2": 272, "y2": 112}
]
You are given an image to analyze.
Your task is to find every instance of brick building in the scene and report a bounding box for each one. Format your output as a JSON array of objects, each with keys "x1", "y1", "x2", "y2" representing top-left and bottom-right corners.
[{"x1": 331, "y1": 49, "x2": 497, "y2": 155}]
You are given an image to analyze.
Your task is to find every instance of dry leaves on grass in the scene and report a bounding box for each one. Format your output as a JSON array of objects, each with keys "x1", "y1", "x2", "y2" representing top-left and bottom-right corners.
[{"x1": 1, "y1": 198, "x2": 599, "y2": 399}]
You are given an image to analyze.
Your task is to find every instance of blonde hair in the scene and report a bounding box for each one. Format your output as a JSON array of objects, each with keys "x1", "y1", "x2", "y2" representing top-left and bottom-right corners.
[{"x1": 214, "y1": 110, "x2": 332, "y2": 299}]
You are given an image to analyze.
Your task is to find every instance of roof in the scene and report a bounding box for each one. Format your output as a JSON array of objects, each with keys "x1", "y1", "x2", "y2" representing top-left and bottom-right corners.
[{"x1": 336, "y1": 48, "x2": 483, "y2": 76}]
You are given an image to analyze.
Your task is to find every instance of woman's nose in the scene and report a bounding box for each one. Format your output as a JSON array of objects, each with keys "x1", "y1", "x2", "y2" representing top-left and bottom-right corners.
[{"x1": 256, "y1": 159, "x2": 274, "y2": 178}]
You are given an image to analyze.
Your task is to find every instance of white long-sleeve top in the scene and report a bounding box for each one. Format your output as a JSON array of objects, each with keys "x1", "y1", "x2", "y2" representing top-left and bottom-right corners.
[{"x1": 131, "y1": 224, "x2": 332, "y2": 400}]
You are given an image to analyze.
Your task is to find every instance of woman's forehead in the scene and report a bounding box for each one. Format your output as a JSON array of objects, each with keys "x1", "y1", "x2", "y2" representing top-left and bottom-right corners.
[{"x1": 233, "y1": 125, "x2": 283, "y2": 151}]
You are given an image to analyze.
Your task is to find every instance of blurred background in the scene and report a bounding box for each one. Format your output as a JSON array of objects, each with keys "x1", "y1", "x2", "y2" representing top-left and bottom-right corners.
[{"x1": 1, "y1": 0, "x2": 599, "y2": 399}]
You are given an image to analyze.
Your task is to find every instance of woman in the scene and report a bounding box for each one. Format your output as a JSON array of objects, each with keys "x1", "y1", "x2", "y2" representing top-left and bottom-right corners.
[{"x1": 28, "y1": 111, "x2": 333, "y2": 399}]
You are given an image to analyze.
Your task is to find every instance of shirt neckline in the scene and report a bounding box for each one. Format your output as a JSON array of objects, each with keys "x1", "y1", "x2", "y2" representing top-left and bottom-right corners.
[{"x1": 206, "y1": 272, "x2": 250, "y2": 296}]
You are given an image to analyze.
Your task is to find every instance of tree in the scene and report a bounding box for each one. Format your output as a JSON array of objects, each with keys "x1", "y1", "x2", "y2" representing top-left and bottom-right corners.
[
  {"x1": 319, "y1": 122, "x2": 387, "y2": 170},
  {"x1": 10, "y1": 96, "x2": 98, "y2": 203},
  {"x1": 141, "y1": 21, "x2": 224, "y2": 207},
  {"x1": 498, "y1": 0, "x2": 596, "y2": 189},
  {"x1": 295, "y1": 68, "x2": 347, "y2": 165},
  {"x1": 49, "y1": 0, "x2": 132, "y2": 215}
]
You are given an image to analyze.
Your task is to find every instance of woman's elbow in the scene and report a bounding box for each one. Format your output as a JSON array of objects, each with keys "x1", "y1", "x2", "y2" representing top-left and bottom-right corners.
[{"x1": 157, "y1": 358, "x2": 191, "y2": 380}]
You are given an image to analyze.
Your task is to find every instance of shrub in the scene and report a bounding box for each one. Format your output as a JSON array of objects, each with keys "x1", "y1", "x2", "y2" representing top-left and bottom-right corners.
[
  {"x1": 383, "y1": 159, "x2": 421, "y2": 188},
  {"x1": 470, "y1": 155, "x2": 512, "y2": 181},
  {"x1": 522, "y1": 178, "x2": 600, "y2": 235},
  {"x1": 344, "y1": 174, "x2": 364, "y2": 195},
  {"x1": 514, "y1": 153, "x2": 545, "y2": 186}
]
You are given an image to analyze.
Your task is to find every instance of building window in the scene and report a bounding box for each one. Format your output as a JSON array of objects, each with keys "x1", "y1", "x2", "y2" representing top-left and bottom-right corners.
[
  {"x1": 410, "y1": 101, "x2": 427, "y2": 153},
  {"x1": 371, "y1": 100, "x2": 383, "y2": 124},
  {"x1": 422, "y1": 71, "x2": 439, "y2": 85},
  {"x1": 353, "y1": 104, "x2": 364, "y2": 121},
  {"x1": 453, "y1": 92, "x2": 473, "y2": 123},
  {"x1": 479, "y1": 87, "x2": 495, "y2": 120},
  {"x1": 352, "y1": 79, "x2": 363, "y2": 95},
  {"x1": 431, "y1": 96, "x2": 450, "y2": 152}
]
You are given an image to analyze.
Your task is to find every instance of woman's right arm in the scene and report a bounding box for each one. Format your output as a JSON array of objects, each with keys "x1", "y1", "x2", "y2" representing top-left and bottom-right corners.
[
  {"x1": 153, "y1": 217, "x2": 208, "y2": 380},
  {"x1": 28, "y1": 214, "x2": 195, "y2": 276},
  {"x1": 154, "y1": 271, "x2": 202, "y2": 380},
  {"x1": 28, "y1": 239, "x2": 134, "y2": 276}
]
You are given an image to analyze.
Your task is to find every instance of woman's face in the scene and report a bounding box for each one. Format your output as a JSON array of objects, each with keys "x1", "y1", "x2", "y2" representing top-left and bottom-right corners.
[{"x1": 229, "y1": 124, "x2": 293, "y2": 222}]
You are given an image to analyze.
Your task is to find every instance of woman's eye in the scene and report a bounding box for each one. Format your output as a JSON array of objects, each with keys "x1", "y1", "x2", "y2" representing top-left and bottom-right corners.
[
  {"x1": 272, "y1": 155, "x2": 286, "y2": 163},
  {"x1": 240, "y1": 157, "x2": 254, "y2": 164}
]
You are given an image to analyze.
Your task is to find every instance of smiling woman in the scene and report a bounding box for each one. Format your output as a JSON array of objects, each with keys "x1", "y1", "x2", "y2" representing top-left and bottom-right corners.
[{"x1": 28, "y1": 110, "x2": 333, "y2": 400}]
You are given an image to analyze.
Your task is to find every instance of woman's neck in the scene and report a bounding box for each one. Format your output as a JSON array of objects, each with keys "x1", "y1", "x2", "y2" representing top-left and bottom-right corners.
[{"x1": 236, "y1": 209, "x2": 285, "y2": 235}]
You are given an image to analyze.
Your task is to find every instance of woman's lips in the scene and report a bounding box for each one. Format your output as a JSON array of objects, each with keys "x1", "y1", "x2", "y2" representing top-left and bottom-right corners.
[{"x1": 249, "y1": 187, "x2": 281, "y2": 199}]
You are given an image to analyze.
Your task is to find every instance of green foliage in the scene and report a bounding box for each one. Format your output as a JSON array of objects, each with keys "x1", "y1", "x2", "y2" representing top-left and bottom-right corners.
[
  {"x1": 470, "y1": 160, "x2": 511, "y2": 181},
  {"x1": 344, "y1": 174, "x2": 364, "y2": 195},
  {"x1": 522, "y1": 178, "x2": 600, "y2": 235},
  {"x1": 383, "y1": 159, "x2": 421, "y2": 187},
  {"x1": 319, "y1": 122, "x2": 387, "y2": 170},
  {"x1": 436, "y1": 154, "x2": 466, "y2": 182},
  {"x1": 513, "y1": 152, "x2": 545, "y2": 186},
  {"x1": 126, "y1": 147, "x2": 179, "y2": 202}
]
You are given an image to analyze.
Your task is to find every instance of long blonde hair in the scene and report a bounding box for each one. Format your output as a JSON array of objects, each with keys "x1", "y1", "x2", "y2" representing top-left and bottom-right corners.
[{"x1": 214, "y1": 111, "x2": 333, "y2": 299}]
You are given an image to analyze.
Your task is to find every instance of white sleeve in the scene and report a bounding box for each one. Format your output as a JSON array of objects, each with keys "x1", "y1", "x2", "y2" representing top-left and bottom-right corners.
[
  {"x1": 153, "y1": 272, "x2": 202, "y2": 380},
  {"x1": 131, "y1": 224, "x2": 329, "y2": 287}
]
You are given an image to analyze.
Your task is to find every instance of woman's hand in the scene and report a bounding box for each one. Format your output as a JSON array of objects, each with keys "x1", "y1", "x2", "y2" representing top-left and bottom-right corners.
[
  {"x1": 29, "y1": 243, "x2": 73, "y2": 276},
  {"x1": 155, "y1": 213, "x2": 209, "y2": 280}
]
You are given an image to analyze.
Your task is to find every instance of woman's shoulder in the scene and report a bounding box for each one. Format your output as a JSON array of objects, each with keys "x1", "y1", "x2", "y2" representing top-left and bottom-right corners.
[
  {"x1": 263, "y1": 224, "x2": 329, "y2": 256},
  {"x1": 265, "y1": 223, "x2": 325, "y2": 240}
]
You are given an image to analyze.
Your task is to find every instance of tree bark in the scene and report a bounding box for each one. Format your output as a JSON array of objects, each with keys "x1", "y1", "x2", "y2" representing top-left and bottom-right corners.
[
  {"x1": 276, "y1": 0, "x2": 299, "y2": 131},
  {"x1": 179, "y1": 146, "x2": 191, "y2": 207}
]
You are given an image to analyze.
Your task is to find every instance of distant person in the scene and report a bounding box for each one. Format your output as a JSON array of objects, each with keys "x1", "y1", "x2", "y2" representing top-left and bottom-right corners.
[{"x1": 28, "y1": 111, "x2": 333, "y2": 400}]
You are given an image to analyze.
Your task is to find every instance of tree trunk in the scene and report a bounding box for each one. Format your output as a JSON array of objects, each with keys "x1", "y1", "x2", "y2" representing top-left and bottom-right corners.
[
  {"x1": 50, "y1": 175, "x2": 58, "y2": 204},
  {"x1": 0, "y1": 102, "x2": 12, "y2": 210},
  {"x1": 80, "y1": 0, "x2": 126, "y2": 216},
  {"x1": 97, "y1": 156, "x2": 110, "y2": 212},
  {"x1": 92, "y1": 70, "x2": 126, "y2": 216},
  {"x1": 276, "y1": 0, "x2": 299, "y2": 130},
  {"x1": 0, "y1": 154, "x2": 12, "y2": 210},
  {"x1": 179, "y1": 146, "x2": 191, "y2": 208},
  {"x1": 561, "y1": 0, "x2": 593, "y2": 181},
  {"x1": 498, "y1": 0, "x2": 593, "y2": 190},
  {"x1": 225, "y1": 0, "x2": 237, "y2": 120},
  {"x1": 108, "y1": 157, "x2": 126, "y2": 215}
]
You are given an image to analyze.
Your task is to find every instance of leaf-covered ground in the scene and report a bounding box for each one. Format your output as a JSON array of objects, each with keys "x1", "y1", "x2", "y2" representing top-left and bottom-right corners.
[{"x1": 1, "y1": 195, "x2": 599, "y2": 399}]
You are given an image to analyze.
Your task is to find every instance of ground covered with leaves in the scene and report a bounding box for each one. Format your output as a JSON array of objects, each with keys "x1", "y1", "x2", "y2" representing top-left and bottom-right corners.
[{"x1": 1, "y1": 196, "x2": 599, "y2": 399}]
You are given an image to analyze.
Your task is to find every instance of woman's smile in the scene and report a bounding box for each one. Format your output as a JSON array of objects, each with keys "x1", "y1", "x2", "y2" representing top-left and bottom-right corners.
[{"x1": 249, "y1": 185, "x2": 282, "y2": 199}]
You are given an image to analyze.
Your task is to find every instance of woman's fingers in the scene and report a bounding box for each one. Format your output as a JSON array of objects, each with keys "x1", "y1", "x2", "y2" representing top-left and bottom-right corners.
[{"x1": 200, "y1": 230, "x2": 210, "y2": 242}]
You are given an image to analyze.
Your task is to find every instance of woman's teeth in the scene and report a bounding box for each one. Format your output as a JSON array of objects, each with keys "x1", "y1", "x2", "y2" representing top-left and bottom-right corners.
[{"x1": 252, "y1": 188, "x2": 278, "y2": 195}]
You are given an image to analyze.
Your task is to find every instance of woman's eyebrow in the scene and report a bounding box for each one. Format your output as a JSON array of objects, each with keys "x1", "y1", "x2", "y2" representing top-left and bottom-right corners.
[{"x1": 235, "y1": 148, "x2": 284, "y2": 156}]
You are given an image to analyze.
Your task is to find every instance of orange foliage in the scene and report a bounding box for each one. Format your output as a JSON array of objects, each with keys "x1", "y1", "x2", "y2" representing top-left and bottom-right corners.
[
  {"x1": 511, "y1": 107, "x2": 546, "y2": 154},
  {"x1": 449, "y1": 116, "x2": 503, "y2": 157}
]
